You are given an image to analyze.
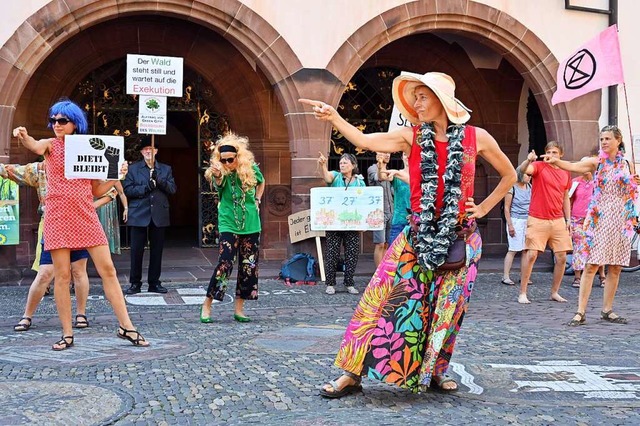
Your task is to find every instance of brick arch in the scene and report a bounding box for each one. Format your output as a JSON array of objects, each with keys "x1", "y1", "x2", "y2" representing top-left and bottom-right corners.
[
  {"x1": 323, "y1": 1, "x2": 599, "y2": 158},
  {"x1": 0, "y1": 0, "x2": 302, "y2": 156}
]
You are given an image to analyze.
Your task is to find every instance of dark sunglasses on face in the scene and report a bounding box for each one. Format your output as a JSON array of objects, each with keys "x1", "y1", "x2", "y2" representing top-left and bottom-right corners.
[
  {"x1": 220, "y1": 157, "x2": 236, "y2": 164},
  {"x1": 49, "y1": 117, "x2": 71, "y2": 126}
]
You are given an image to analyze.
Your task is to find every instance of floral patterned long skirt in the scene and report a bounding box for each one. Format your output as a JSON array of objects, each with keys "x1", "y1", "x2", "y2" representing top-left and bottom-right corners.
[{"x1": 334, "y1": 226, "x2": 482, "y2": 391}]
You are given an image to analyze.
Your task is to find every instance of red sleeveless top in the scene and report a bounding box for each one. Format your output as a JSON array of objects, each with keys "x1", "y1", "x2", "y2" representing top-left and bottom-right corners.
[{"x1": 408, "y1": 125, "x2": 477, "y2": 216}]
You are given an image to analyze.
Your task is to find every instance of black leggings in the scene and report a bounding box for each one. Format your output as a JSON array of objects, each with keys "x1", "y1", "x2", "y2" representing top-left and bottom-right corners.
[
  {"x1": 325, "y1": 231, "x2": 360, "y2": 287},
  {"x1": 206, "y1": 232, "x2": 260, "y2": 301}
]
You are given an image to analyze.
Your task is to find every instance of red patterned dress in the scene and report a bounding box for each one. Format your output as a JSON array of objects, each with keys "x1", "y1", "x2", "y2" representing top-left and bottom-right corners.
[{"x1": 43, "y1": 138, "x2": 107, "y2": 251}]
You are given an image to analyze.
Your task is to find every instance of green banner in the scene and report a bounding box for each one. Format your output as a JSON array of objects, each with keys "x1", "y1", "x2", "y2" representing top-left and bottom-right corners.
[{"x1": 0, "y1": 176, "x2": 19, "y2": 245}]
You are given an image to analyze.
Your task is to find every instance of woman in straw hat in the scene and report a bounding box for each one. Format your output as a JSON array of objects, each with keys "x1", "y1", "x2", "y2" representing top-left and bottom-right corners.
[
  {"x1": 300, "y1": 72, "x2": 516, "y2": 396},
  {"x1": 542, "y1": 125, "x2": 639, "y2": 326}
]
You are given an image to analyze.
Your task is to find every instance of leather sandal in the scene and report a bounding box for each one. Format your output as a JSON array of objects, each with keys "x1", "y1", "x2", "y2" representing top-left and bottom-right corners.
[
  {"x1": 568, "y1": 311, "x2": 586, "y2": 326},
  {"x1": 52, "y1": 335, "x2": 74, "y2": 351},
  {"x1": 117, "y1": 326, "x2": 150, "y2": 346},
  {"x1": 319, "y1": 372, "x2": 362, "y2": 399},
  {"x1": 601, "y1": 310, "x2": 627, "y2": 324},
  {"x1": 13, "y1": 317, "x2": 32, "y2": 332},
  {"x1": 430, "y1": 374, "x2": 459, "y2": 393},
  {"x1": 74, "y1": 314, "x2": 89, "y2": 329}
]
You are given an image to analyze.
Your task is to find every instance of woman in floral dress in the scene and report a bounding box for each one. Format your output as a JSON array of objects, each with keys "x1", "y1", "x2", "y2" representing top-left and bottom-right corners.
[
  {"x1": 544, "y1": 125, "x2": 639, "y2": 326},
  {"x1": 14, "y1": 99, "x2": 149, "y2": 350},
  {"x1": 200, "y1": 133, "x2": 265, "y2": 323},
  {"x1": 300, "y1": 72, "x2": 516, "y2": 396}
]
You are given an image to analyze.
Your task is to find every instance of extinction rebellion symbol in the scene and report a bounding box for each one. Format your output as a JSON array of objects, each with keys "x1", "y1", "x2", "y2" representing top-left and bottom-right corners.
[{"x1": 563, "y1": 49, "x2": 597, "y2": 90}]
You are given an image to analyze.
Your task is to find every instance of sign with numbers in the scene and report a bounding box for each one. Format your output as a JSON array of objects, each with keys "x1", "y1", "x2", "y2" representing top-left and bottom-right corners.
[
  {"x1": 310, "y1": 187, "x2": 384, "y2": 231},
  {"x1": 64, "y1": 135, "x2": 125, "y2": 180}
]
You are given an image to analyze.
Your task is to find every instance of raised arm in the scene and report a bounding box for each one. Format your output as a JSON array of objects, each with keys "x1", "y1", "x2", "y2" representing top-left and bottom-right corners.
[
  {"x1": 13, "y1": 127, "x2": 52, "y2": 156},
  {"x1": 541, "y1": 155, "x2": 598, "y2": 174},
  {"x1": 299, "y1": 99, "x2": 413, "y2": 155},
  {"x1": 517, "y1": 150, "x2": 538, "y2": 176},
  {"x1": 468, "y1": 128, "x2": 517, "y2": 219},
  {"x1": 317, "y1": 152, "x2": 335, "y2": 184},
  {"x1": 0, "y1": 162, "x2": 41, "y2": 187}
]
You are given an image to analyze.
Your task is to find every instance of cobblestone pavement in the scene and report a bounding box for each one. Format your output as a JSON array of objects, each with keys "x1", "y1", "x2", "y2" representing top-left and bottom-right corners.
[{"x1": 0, "y1": 270, "x2": 639, "y2": 425}]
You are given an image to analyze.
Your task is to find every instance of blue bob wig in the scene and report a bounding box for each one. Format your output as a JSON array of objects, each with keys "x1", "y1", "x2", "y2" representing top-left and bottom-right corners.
[{"x1": 47, "y1": 99, "x2": 88, "y2": 134}]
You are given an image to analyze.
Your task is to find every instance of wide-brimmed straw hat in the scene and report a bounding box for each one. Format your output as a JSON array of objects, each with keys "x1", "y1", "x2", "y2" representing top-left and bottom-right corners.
[{"x1": 392, "y1": 71, "x2": 471, "y2": 125}]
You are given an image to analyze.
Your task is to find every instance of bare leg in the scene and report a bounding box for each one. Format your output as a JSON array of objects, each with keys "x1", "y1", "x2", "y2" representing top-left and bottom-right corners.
[
  {"x1": 602, "y1": 265, "x2": 623, "y2": 316},
  {"x1": 21, "y1": 265, "x2": 55, "y2": 321},
  {"x1": 202, "y1": 296, "x2": 213, "y2": 319},
  {"x1": 71, "y1": 259, "x2": 89, "y2": 317},
  {"x1": 373, "y1": 243, "x2": 387, "y2": 268},
  {"x1": 570, "y1": 263, "x2": 598, "y2": 323},
  {"x1": 50, "y1": 249, "x2": 73, "y2": 348},
  {"x1": 234, "y1": 298, "x2": 246, "y2": 317},
  {"x1": 87, "y1": 245, "x2": 149, "y2": 346},
  {"x1": 598, "y1": 265, "x2": 606, "y2": 279},
  {"x1": 503, "y1": 250, "x2": 516, "y2": 281},
  {"x1": 519, "y1": 250, "x2": 538, "y2": 304},
  {"x1": 550, "y1": 251, "x2": 567, "y2": 302}
]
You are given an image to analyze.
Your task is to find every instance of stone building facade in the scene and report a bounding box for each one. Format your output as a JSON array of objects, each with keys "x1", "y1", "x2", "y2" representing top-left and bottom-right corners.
[{"x1": 0, "y1": 0, "x2": 636, "y2": 277}]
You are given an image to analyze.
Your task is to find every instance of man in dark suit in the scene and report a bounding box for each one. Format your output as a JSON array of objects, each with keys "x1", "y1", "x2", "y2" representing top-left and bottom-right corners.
[{"x1": 123, "y1": 138, "x2": 177, "y2": 294}]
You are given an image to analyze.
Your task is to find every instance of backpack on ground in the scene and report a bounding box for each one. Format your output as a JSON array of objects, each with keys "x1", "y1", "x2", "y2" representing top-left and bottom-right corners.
[{"x1": 279, "y1": 253, "x2": 320, "y2": 286}]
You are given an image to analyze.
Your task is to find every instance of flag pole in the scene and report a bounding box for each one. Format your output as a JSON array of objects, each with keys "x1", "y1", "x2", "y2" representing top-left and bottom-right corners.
[{"x1": 622, "y1": 84, "x2": 636, "y2": 165}]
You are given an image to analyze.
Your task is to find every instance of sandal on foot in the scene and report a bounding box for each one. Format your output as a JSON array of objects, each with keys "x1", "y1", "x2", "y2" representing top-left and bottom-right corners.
[
  {"x1": 599, "y1": 276, "x2": 606, "y2": 288},
  {"x1": 571, "y1": 278, "x2": 581, "y2": 288},
  {"x1": 601, "y1": 310, "x2": 627, "y2": 324},
  {"x1": 13, "y1": 317, "x2": 32, "y2": 332},
  {"x1": 430, "y1": 374, "x2": 459, "y2": 393},
  {"x1": 52, "y1": 335, "x2": 74, "y2": 351},
  {"x1": 319, "y1": 374, "x2": 362, "y2": 399},
  {"x1": 501, "y1": 278, "x2": 515, "y2": 286},
  {"x1": 117, "y1": 326, "x2": 149, "y2": 346},
  {"x1": 74, "y1": 314, "x2": 89, "y2": 329},
  {"x1": 568, "y1": 312, "x2": 586, "y2": 326}
]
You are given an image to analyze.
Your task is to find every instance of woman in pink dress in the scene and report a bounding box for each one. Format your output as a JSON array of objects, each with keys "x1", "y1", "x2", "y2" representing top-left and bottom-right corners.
[
  {"x1": 14, "y1": 99, "x2": 149, "y2": 350},
  {"x1": 544, "y1": 125, "x2": 639, "y2": 326}
]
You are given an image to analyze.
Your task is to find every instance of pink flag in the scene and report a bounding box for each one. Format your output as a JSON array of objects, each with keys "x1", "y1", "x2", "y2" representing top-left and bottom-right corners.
[{"x1": 552, "y1": 25, "x2": 624, "y2": 105}]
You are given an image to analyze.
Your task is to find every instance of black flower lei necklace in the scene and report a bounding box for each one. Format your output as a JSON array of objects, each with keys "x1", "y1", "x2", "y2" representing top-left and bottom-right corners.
[
  {"x1": 414, "y1": 122, "x2": 465, "y2": 270},
  {"x1": 230, "y1": 173, "x2": 246, "y2": 230}
]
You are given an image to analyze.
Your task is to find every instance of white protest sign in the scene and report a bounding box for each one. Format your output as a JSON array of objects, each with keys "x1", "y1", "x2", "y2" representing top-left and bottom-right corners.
[
  {"x1": 138, "y1": 95, "x2": 167, "y2": 135},
  {"x1": 310, "y1": 187, "x2": 384, "y2": 231},
  {"x1": 387, "y1": 104, "x2": 413, "y2": 132},
  {"x1": 288, "y1": 209, "x2": 325, "y2": 243},
  {"x1": 126, "y1": 54, "x2": 183, "y2": 97},
  {"x1": 64, "y1": 135, "x2": 125, "y2": 180}
]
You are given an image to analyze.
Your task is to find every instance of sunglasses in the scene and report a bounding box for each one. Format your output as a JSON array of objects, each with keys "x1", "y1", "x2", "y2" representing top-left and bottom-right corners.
[
  {"x1": 220, "y1": 157, "x2": 236, "y2": 164},
  {"x1": 49, "y1": 117, "x2": 72, "y2": 126}
]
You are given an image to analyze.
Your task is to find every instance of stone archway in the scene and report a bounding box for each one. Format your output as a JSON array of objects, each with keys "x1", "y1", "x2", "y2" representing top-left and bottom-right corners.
[
  {"x1": 279, "y1": 1, "x2": 601, "y2": 254},
  {"x1": 0, "y1": 1, "x2": 302, "y2": 268},
  {"x1": 324, "y1": 1, "x2": 600, "y2": 160}
]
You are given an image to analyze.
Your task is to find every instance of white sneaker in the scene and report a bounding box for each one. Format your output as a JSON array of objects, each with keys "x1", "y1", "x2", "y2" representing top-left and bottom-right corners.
[
  {"x1": 346, "y1": 286, "x2": 359, "y2": 294},
  {"x1": 325, "y1": 286, "x2": 336, "y2": 295}
]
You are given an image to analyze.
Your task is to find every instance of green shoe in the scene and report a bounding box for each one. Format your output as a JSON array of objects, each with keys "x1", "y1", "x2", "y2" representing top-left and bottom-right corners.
[
  {"x1": 233, "y1": 313, "x2": 251, "y2": 323},
  {"x1": 200, "y1": 305, "x2": 213, "y2": 324}
]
